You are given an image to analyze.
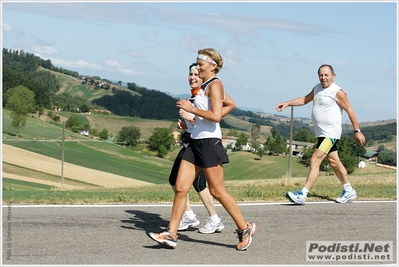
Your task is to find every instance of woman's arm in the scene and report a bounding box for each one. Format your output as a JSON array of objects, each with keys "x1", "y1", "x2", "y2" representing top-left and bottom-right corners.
[
  {"x1": 222, "y1": 92, "x2": 236, "y2": 117},
  {"x1": 176, "y1": 80, "x2": 224, "y2": 123}
]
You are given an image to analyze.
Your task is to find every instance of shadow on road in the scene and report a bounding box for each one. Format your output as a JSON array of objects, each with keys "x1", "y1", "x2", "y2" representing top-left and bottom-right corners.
[{"x1": 121, "y1": 209, "x2": 235, "y2": 250}]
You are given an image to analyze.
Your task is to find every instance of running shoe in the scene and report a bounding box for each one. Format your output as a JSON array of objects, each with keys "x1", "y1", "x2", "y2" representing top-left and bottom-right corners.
[
  {"x1": 286, "y1": 190, "x2": 306, "y2": 205},
  {"x1": 198, "y1": 218, "x2": 225, "y2": 234},
  {"x1": 335, "y1": 188, "x2": 357, "y2": 203},
  {"x1": 148, "y1": 230, "x2": 178, "y2": 248},
  {"x1": 178, "y1": 214, "x2": 200, "y2": 230},
  {"x1": 236, "y1": 221, "x2": 257, "y2": 251}
]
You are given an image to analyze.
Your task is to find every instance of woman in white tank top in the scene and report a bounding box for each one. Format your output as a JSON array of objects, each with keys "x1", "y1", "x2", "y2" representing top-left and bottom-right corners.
[{"x1": 148, "y1": 48, "x2": 257, "y2": 251}]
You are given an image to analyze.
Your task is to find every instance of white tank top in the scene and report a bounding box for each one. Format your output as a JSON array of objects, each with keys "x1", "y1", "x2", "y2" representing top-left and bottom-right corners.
[
  {"x1": 190, "y1": 77, "x2": 222, "y2": 139},
  {"x1": 312, "y1": 82, "x2": 343, "y2": 139}
]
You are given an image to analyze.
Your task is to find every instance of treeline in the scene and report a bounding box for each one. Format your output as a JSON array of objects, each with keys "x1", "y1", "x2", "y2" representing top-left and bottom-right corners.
[
  {"x1": 93, "y1": 90, "x2": 180, "y2": 120},
  {"x1": 230, "y1": 109, "x2": 274, "y2": 126},
  {"x1": 360, "y1": 122, "x2": 396, "y2": 144},
  {"x1": 2, "y1": 48, "x2": 79, "y2": 78}
]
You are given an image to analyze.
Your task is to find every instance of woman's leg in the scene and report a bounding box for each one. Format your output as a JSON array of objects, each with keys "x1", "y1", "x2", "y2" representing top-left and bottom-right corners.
[
  {"x1": 193, "y1": 170, "x2": 216, "y2": 217},
  {"x1": 168, "y1": 160, "x2": 198, "y2": 235},
  {"x1": 198, "y1": 188, "x2": 216, "y2": 217},
  {"x1": 204, "y1": 164, "x2": 247, "y2": 231}
]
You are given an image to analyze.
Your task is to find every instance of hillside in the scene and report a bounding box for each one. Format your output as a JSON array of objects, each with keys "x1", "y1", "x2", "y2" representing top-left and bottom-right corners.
[{"x1": 39, "y1": 66, "x2": 140, "y2": 102}]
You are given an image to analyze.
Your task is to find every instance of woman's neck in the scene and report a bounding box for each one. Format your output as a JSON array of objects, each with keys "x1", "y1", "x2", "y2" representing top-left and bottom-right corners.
[{"x1": 202, "y1": 75, "x2": 216, "y2": 84}]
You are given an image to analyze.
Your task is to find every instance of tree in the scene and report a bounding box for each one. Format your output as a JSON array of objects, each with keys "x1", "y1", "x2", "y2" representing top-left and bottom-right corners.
[
  {"x1": 377, "y1": 145, "x2": 386, "y2": 153},
  {"x1": 117, "y1": 126, "x2": 141, "y2": 147},
  {"x1": 265, "y1": 129, "x2": 286, "y2": 155},
  {"x1": 227, "y1": 128, "x2": 239, "y2": 137},
  {"x1": 65, "y1": 116, "x2": 82, "y2": 131},
  {"x1": 148, "y1": 127, "x2": 174, "y2": 157},
  {"x1": 5, "y1": 86, "x2": 36, "y2": 137},
  {"x1": 378, "y1": 150, "x2": 396, "y2": 166},
  {"x1": 250, "y1": 122, "x2": 260, "y2": 143},
  {"x1": 256, "y1": 145, "x2": 265, "y2": 159},
  {"x1": 99, "y1": 128, "x2": 109, "y2": 141},
  {"x1": 235, "y1": 132, "x2": 249, "y2": 150},
  {"x1": 79, "y1": 104, "x2": 90, "y2": 113},
  {"x1": 336, "y1": 135, "x2": 366, "y2": 174},
  {"x1": 293, "y1": 128, "x2": 317, "y2": 143}
]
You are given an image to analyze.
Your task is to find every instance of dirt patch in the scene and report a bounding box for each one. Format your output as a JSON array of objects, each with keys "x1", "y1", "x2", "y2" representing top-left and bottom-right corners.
[{"x1": 2, "y1": 144, "x2": 153, "y2": 188}]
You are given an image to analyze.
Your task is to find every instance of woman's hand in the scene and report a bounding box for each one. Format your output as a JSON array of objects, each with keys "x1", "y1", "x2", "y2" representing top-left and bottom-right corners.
[
  {"x1": 177, "y1": 119, "x2": 187, "y2": 129},
  {"x1": 179, "y1": 109, "x2": 195, "y2": 123},
  {"x1": 176, "y1": 99, "x2": 193, "y2": 112}
]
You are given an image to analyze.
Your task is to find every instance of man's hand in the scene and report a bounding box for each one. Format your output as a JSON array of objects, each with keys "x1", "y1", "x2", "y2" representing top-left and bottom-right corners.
[{"x1": 355, "y1": 132, "x2": 366, "y2": 146}]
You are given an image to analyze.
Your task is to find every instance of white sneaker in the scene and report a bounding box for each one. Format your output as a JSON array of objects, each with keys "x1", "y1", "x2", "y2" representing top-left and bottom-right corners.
[
  {"x1": 286, "y1": 190, "x2": 306, "y2": 205},
  {"x1": 198, "y1": 218, "x2": 225, "y2": 234},
  {"x1": 335, "y1": 188, "x2": 357, "y2": 203},
  {"x1": 178, "y1": 214, "x2": 200, "y2": 230}
]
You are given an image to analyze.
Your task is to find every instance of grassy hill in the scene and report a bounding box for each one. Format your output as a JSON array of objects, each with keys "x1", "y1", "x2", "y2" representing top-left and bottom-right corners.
[
  {"x1": 2, "y1": 109, "x2": 310, "y2": 181},
  {"x1": 39, "y1": 67, "x2": 140, "y2": 103}
]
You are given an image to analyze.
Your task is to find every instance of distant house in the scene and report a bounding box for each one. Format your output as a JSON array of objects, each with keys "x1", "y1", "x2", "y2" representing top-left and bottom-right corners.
[
  {"x1": 363, "y1": 150, "x2": 379, "y2": 158},
  {"x1": 363, "y1": 150, "x2": 379, "y2": 162},
  {"x1": 80, "y1": 76, "x2": 92, "y2": 84},
  {"x1": 96, "y1": 80, "x2": 109, "y2": 88},
  {"x1": 286, "y1": 140, "x2": 314, "y2": 156},
  {"x1": 222, "y1": 136, "x2": 237, "y2": 149},
  {"x1": 79, "y1": 130, "x2": 89, "y2": 136},
  {"x1": 241, "y1": 142, "x2": 252, "y2": 151}
]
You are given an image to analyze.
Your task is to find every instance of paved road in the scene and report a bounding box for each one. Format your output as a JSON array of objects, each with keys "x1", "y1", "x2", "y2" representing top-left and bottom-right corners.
[{"x1": 2, "y1": 201, "x2": 397, "y2": 266}]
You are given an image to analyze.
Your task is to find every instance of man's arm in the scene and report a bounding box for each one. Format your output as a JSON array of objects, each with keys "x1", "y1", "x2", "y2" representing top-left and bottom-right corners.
[
  {"x1": 336, "y1": 89, "x2": 366, "y2": 146},
  {"x1": 276, "y1": 88, "x2": 314, "y2": 112}
]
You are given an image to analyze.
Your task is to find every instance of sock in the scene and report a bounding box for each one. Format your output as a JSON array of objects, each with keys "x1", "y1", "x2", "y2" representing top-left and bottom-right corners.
[
  {"x1": 302, "y1": 187, "x2": 309, "y2": 197},
  {"x1": 184, "y1": 210, "x2": 195, "y2": 219},
  {"x1": 343, "y1": 182, "x2": 353, "y2": 192},
  {"x1": 209, "y1": 214, "x2": 220, "y2": 223}
]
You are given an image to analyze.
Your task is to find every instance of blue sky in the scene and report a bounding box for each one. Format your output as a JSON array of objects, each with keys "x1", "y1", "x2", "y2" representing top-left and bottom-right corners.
[{"x1": 2, "y1": 1, "x2": 397, "y2": 123}]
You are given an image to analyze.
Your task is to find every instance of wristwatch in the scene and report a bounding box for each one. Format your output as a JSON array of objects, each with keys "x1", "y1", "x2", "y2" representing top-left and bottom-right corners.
[{"x1": 354, "y1": 129, "x2": 361, "y2": 133}]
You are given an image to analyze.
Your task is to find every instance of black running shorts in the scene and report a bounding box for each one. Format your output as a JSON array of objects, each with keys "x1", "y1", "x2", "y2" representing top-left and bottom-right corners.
[
  {"x1": 316, "y1": 137, "x2": 339, "y2": 154},
  {"x1": 182, "y1": 138, "x2": 229, "y2": 168},
  {"x1": 168, "y1": 146, "x2": 207, "y2": 192}
]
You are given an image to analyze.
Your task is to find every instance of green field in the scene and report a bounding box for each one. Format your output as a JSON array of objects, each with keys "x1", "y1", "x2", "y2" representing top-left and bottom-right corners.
[
  {"x1": 2, "y1": 109, "x2": 397, "y2": 204},
  {"x1": 47, "y1": 67, "x2": 140, "y2": 102}
]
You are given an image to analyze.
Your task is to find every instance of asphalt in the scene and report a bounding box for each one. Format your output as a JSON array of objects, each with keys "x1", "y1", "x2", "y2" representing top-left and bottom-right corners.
[{"x1": 2, "y1": 201, "x2": 397, "y2": 266}]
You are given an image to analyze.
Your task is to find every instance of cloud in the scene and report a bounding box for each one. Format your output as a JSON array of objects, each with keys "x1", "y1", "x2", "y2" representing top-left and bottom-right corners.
[
  {"x1": 47, "y1": 57, "x2": 104, "y2": 70},
  {"x1": 154, "y1": 6, "x2": 337, "y2": 37},
  {"x1": 103, "y1": 59, "x2": 123, "y2": 68},
  {"x1": 128, "y1": 50, "x2": 144, "y2": 58},
  {"x1": 222, "y1": 49, "x2": 240, "y2": 71},
  {"x1": 32, "y1": 45, "x2": 59, "y2": 55},
  {"x1": 3, "y1": 23, "x2": 12, "y2": 32},
  {"x1": 2, "y1": 22, "x2": 25, "y2": 38},
  {"x1": 118, "y1": 68, "x2": 143, "y2": 76},
  {"x1": 180, "y1": 34, "x2": 217, "y2": 52},
  {"x1": 5, "y1": 2, "x2": 336, "y2": 38}
]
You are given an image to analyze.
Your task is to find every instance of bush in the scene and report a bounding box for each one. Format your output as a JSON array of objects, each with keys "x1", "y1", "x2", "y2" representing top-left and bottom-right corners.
[{"x1": 378, "y1": 150, "x2": 396, "y2": 166}]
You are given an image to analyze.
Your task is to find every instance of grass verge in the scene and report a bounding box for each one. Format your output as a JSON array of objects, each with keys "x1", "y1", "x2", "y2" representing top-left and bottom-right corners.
[{"x1": 3, "y1": 173, "x2": 396, "y2": 205}]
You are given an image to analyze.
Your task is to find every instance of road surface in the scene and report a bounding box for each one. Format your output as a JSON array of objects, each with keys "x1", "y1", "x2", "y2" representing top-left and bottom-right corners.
[{"x1": 2, "y1": 201, "x2": 397, "y2": 266}]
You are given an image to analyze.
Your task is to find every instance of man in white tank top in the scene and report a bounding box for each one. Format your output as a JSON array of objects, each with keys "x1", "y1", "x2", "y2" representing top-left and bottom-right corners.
[{"x1": 276, "y1": 64, "x2": 366, "y2": 205}]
